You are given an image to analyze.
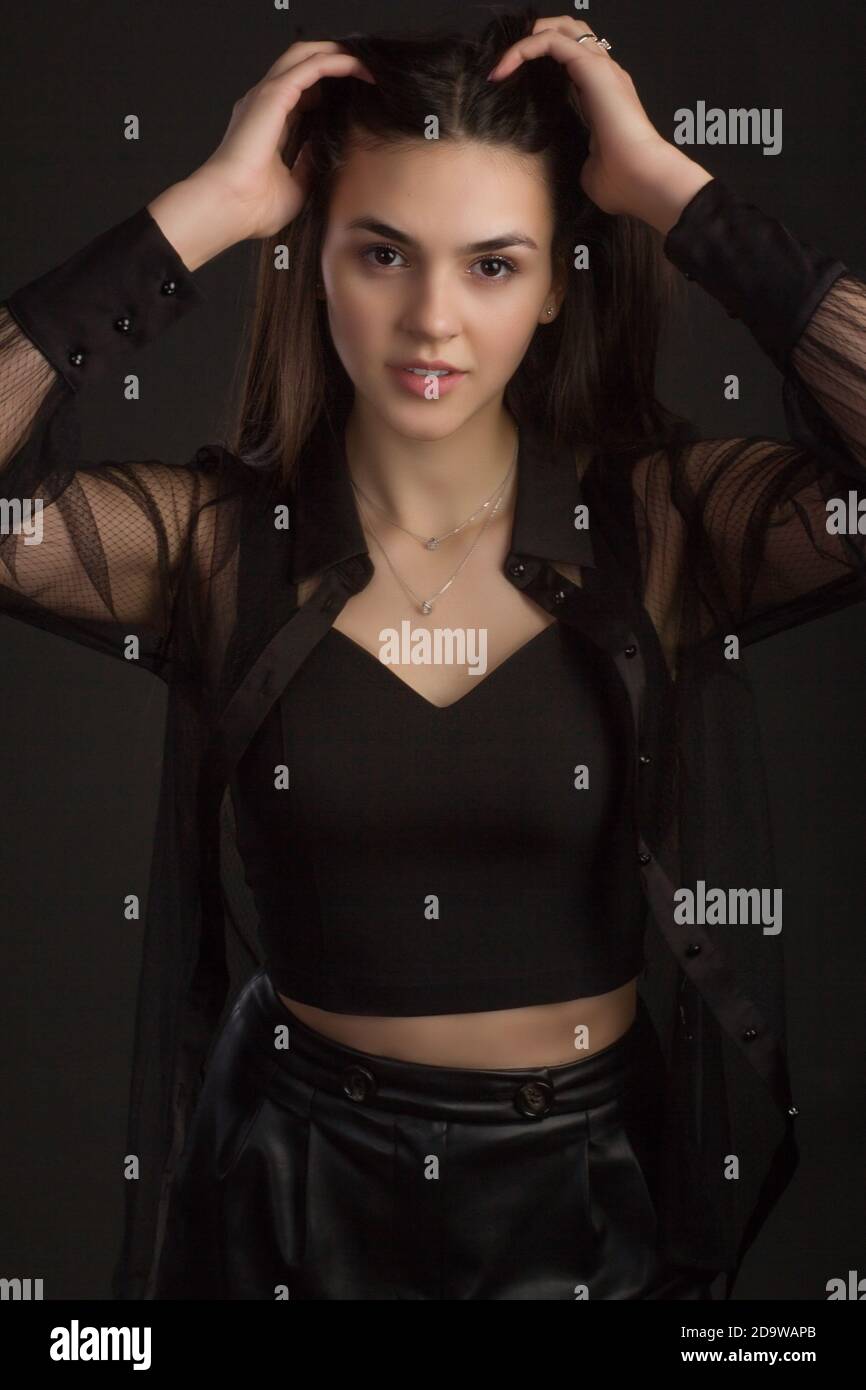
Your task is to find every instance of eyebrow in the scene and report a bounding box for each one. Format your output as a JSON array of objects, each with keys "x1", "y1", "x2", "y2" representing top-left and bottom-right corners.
[{"x1": 344, "y1": 217, "x2": 539, "y2": 254}]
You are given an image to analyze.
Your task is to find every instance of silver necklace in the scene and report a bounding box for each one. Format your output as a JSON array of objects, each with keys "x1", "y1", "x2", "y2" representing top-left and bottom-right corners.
[
  {"x1": 349, "y1": 437, "x2": 518, "y2": 550},
  {"x1": 354, "y1": 439, "x2": 517, "y2": 615}
]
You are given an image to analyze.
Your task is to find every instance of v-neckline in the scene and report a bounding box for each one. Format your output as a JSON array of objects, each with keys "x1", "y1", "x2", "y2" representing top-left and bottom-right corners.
[{"x1": 328, "y1": 621, "x2": 560, "y2": 712}]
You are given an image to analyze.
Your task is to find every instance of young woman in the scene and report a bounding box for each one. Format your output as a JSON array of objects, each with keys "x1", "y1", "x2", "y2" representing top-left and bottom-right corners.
[{"x1": 1, "y1": 10, "x2": 864, "y2": 1300}]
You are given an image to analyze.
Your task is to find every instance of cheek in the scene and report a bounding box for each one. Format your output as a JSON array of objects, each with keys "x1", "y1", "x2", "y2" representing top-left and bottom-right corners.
[
  {"x1": 325, "y1": 288, "x2": 382, "y2": 362},
  {"x1": 471, "y1": 300, "x2": 542, "y2": 372}
]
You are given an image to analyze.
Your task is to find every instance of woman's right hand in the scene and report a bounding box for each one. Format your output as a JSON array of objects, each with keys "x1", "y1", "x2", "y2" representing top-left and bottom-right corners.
[{"x1": 148, "y1": 41, "x2": 374, "y2": 269}]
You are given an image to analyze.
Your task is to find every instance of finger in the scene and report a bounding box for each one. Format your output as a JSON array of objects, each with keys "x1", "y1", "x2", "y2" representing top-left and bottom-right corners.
[
  {"x1": 264, "y1": 39, "x2": 341, "y2": 81},
  {"x1": 265, "y1": 40, "x2": 375, "y2": 88},
  {"x1": 489, "y1": 27, "x2": 611, "y2": 81},
  {"x1": 266, "y1": 51, "x2": 376, "y2": 120},
  {"x1": 531, "y1": 15, "x2": 599, "y2": 38},
  {"x1": 234, "y1": 53, "x2": 376, "y2": 165}
]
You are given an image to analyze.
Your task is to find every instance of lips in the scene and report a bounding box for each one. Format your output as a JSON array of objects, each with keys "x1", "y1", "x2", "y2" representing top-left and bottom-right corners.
[
  {"x1": 395, "y1": 360, "x2": 464, "y2": 373},
  {"x1": 387, "y1": 364, "x2": 468, "y2": 397}
]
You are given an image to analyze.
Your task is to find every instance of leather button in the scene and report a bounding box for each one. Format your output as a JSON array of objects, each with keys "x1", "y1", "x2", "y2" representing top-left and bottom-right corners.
[
  {"x1": 787, "y1": 1105, "x2": 799, "y2": 1118},
  {"x1": 685, "y1": 943, "x2": 701, "y2": 957},
  {"x1": 114, "y1": 315, "x2": 133, "y2": 334},
  {"x1": 508, "y1": 561, "x2": 526, "y2": 578},
  {"x1": 742, "y1": 1027, "x2": 758, "y2": 1042},
  {"x1": 160, "y1": 278, "x2": 179, "y2": 296},
  {"x1": 514, "y1": 1080, "x2": 554, "y2": 1118},
  {"x1": 342, "y1": 1064, "x2": 376, "y2": 1102},
  {"x1": 553, "y1": 588, "x2": 567, "y2": 605},
  {"x1": 638, "y1": 753, "x2": 652, "y2": 766},
  {"x1": 624, "y1": 644, "x2": 637, "y2": 658},
  {"x1": 638, "y1": 851, "x2": 651, "y2": 865},
  {"x1": 68, "y1": 349, "x2": 85, "y2": 367}
]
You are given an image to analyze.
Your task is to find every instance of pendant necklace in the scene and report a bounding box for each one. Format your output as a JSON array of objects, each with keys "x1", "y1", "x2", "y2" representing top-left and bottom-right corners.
[{"x1": 351, "y1": 436, "x2": 518, "y2": 615}]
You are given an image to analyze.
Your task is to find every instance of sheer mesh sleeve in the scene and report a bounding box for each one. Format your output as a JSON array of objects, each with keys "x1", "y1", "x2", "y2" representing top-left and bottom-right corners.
[
  {"x1": 0, "y1": 206, "x2": 241, "y2": 681},
  {"x1": 637, "y1": 180, "x2": 866, "y2": 666}
]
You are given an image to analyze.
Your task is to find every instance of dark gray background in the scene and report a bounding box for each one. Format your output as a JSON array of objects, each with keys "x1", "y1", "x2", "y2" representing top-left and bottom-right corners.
[{"x1": 1, "y1": 0, "x2": 864, "y2": 1299}]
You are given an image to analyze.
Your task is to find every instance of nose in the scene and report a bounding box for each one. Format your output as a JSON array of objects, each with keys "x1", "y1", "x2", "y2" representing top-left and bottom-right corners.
[{"x1": 398, "y1": 270, "x2": 461, "y2": 343}]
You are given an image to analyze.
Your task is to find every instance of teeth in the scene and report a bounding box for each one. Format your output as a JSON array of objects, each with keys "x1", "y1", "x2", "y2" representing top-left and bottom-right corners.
[{"x1": 406, "y1": 367, "x2": 451, "y2": 375}]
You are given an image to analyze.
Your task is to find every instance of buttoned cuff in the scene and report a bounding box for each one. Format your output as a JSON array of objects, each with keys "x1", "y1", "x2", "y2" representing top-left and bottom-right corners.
[
  {"x1": 663, "y1": 177, "x2": 849, "y2": 373},
  {"x1": 5, "y1": 204, "x2": 205, "y2": 391}
]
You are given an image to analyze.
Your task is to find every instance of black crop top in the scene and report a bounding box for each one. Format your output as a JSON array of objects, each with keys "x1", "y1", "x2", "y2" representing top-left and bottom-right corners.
[{"x1": 231, "y1": 619, "x2": 647, "y2": 1015}]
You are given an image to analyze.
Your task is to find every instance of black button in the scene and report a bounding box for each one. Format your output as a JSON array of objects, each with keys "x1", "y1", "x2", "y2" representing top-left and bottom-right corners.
[
  {"x1": 114, "y1": 315, "x2": 133, "y2": 334},
  {"x1": 160, "y1": 278, "x2": 179, "y2": 296},
  {"x1": 342, "y1": 1064, "x2": 376, "y2": 1102},
  {"x1": 638, "y1": 753, "x2": 652, "y2": 766},
  {"x1": 787, "y1": 1105, "x2": 799, "y2": 1118},
  {"x1": 68, "y1": 349, "x2": 85, "y2": 367},
  {"x1": 624, "y1": 644, "x2": 637, "y2": 658},
  {"x1": 742, "y1": 1027, "x2": 758, "y2": 1042},
  {"x1": 508, "y1": 561, "x2": 525, "y2": 578},
  {"x1": 685, "y1": 943, "x2": 702, "y2": 957},
  {"x1": 684, "y1": 271, "x2": 696, "y2": 281},
  {"x1": 553, "y1": 589, "x2": 567, "y2": 605},
  {"x1": 514, "y1": 1080, "x2": 554, "y2": 1118},
  {"x1": 638, "y1": 851, "x2": 651, "y2": 865}
]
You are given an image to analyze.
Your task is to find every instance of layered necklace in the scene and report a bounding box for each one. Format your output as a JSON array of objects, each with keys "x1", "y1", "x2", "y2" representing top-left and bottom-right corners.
[{"x1": 349, "y1": 434, "x2": 518, "y2": 616}]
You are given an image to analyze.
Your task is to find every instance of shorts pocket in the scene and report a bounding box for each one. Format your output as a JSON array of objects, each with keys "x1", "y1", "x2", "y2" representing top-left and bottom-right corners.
[
  {"x1": 219, "y1": 1082, "x2": 314, "y2": 1295},
  {"x1": 583, "y1": 1096, "x2": 661, "y2": 1297},
  {"x1": 218, "y1": 1087, "x2": 269, "y2": 1181}
]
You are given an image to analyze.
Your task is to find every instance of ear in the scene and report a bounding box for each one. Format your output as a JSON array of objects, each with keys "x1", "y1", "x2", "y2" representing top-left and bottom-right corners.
[{"x1": 546, "y1": 256, "x2": 569, "y2": 320}]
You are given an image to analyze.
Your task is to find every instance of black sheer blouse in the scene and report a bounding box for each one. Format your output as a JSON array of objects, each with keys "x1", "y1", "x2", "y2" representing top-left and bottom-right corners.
[{"x1": 1, "y1": 176, "x2": 864, "y2": 1299}]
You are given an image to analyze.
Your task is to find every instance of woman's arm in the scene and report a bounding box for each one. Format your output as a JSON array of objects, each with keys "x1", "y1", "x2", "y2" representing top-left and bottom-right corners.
[
  {"x1": 640, "y1": 175, "x2": 866, "y2": 653},
  {"x1": 0, "y1": 203, "x2": 221, "y2": 674},
  {"x1": 1, "y1": 40, "x2": 374, "y2": 677},
  {"x1": 487, "y1": 14, "x2": 866, "y2": 653}
]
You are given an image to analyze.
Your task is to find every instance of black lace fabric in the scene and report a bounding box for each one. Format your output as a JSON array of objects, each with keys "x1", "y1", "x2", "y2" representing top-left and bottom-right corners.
[
  {"x1": 0, "y1": 304, "x2": 240, "y2": 682},
  {"x1": 633, "y1": 274, "x2": 866, "y2": 672},
  {"x1": 1, "y1": 178, "x2": 865, "y2": 1298}
]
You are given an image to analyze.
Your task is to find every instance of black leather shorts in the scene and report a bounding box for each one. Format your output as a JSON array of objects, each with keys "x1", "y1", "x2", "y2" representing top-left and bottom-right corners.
[{"x1": 156, "y1": 967, "x2": 717, "y2": 1300}]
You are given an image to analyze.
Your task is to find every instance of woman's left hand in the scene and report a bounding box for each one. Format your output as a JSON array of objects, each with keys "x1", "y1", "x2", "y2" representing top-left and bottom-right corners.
[{"x1": 487, "y1": 15, "x2": 714, "y2": 235}]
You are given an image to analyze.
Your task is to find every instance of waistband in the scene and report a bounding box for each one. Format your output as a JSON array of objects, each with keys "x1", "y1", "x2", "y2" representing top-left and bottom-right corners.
[{"x1": 237, "y1": 968, "x2": 642, "y2": 1124}]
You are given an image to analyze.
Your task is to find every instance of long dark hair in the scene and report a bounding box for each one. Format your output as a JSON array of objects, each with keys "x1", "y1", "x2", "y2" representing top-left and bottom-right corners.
[{"x1": 226, "y1": 6, "x2": 688, "y2": 489}]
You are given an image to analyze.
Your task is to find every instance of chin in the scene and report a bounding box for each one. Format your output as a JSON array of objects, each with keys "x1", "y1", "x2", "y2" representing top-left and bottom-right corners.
[
  {"x1": 392, "y1": 415, "x2": 475, "y2": 446},
  {"x1": 371, "y1": 394, "x2": 474, "y2": 442}
]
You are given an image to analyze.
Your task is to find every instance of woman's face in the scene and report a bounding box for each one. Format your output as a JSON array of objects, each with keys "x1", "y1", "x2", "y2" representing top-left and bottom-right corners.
[{"x1": 319, "y1": 136, "x2": 562, "y2": 438}]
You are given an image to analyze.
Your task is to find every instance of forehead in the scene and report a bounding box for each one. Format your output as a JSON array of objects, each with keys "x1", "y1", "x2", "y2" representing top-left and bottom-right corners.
[{"x1": 326, "y1": 138, "x2": 554, "y2": 243}]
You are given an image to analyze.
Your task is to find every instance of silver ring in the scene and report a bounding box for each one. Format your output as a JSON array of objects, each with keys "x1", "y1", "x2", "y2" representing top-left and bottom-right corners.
[{"x1": 576, "y1": 34, "x2": 612, "y2": 53}]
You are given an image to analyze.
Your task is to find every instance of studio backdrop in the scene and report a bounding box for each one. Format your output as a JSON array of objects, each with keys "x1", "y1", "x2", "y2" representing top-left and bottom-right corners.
[{"x1": 1, "y1": 0, "x2": 864, "y2": 1300}]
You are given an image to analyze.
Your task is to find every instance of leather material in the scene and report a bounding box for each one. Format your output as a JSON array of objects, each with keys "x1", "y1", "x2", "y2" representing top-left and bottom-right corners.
[{"x1": 156, "y1": 968, "x2": 717, "y2": 1300}]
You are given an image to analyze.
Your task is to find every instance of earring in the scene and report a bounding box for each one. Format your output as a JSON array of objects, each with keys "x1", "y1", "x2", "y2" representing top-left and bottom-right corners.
[{"x1": 546, "y1": 306, "x2": 554, "y2": 316}]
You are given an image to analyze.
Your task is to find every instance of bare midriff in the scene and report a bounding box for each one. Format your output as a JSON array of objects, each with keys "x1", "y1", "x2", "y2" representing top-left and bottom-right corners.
[{"x1": 277, "y1": 977, "x2": 638, "y2": 1069}]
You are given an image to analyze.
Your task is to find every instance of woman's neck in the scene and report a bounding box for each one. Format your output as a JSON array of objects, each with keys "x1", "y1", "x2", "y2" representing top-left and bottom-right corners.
[{"x1": 343, "y1": 404, "x2": 519, "y2": 538}]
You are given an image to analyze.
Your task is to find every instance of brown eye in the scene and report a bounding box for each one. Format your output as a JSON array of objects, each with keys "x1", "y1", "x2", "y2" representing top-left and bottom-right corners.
[
  {"x1": 473, "y1": 255, "x2": 518, "y2": 280},
  {"x1": 361, "y1": 244, "x2": 406, "y2": 268}
]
